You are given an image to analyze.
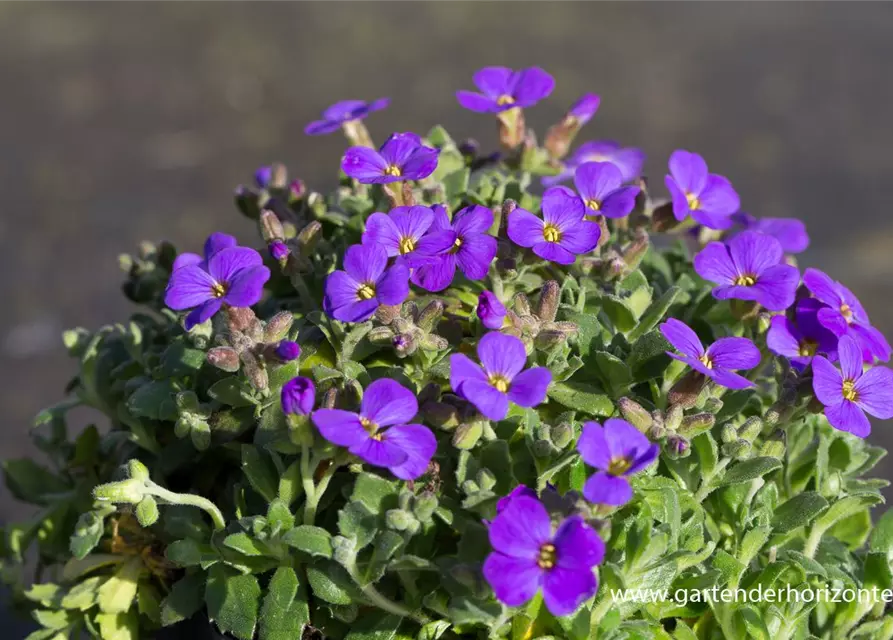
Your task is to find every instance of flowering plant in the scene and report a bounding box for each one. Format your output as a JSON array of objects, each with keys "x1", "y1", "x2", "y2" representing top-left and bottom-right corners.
[{"x1": 5, "y1": 65, "x2": 893, "y2": 640}]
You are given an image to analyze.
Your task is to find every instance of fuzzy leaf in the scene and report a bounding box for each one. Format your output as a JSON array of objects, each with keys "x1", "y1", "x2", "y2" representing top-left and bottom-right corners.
[
  {"x1": 282, "y1": 525, "x2": 333, "y2": 558},
  {"x1": 127, "y1": 380, "x2": 178, "y2": 421},
  {"x1": 208, "y1": 376, "x2": 257, "y2": 407},
  {"x1": 771, "y1": 492, "x2": 829, "y2": 533},
  {"x1": 306, "y1": 563, "x2": 354, "y2": 605},
  {"x1": 260, "y1": 566, "x2": 308, "y2": 640},
  {"x1": 205, "y1": 565, "x2": 261, "y2": 640},
  {"x1": 97, "y1": 557, "x2": 143, "y2": 614},
  {"x1": 160, "y1": 572, "x2": 206, "y2": 626},
  {"x1": 351, "y1": 472, "x2": 400, "y2": 514},
  {"x1": 547, "y1": 381, "x2": 613, "y2": 416},
  {"x1": 344, "y1": 612, "x2": 404, "y2": 640},
  {"x1": 627, "y1": 286, "x2": 680, "y2": 342},
  {"x1": 241, "y1": 446, "x2": 279, "y2": 502},
  {"x1": 719, "y1": 457, "x2": 782, "y2": 486}
]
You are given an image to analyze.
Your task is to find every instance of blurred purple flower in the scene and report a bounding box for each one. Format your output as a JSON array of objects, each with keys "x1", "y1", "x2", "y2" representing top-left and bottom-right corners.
[
  {"x1": 456, "y1": 66, "x2": 555, "y2": 113},
  {"x1": 665, "y1": 150, "x2": 740, "y2": 229},
  {"x1": 544, "y1": 140, "x2": 645, "y2": 187},
  {"x1": 573, "y1": 161, "x2": 641, "y2": 218},
  {"x1": 275, "y1": 340, "x2": 301, "y2": 362},
  {"x1": 566, "y1": 93, "x2": 601, "y2": 125},
  {"x1": 305, "y1": 98, "x2": 389, "y2": 136},
  {"x1": 732, "y1": 213, "x2": 809, "y2": 254},
  {"x1": 477, "y1": 290, "x2": 507, "y2": 330},
  {"x1": 281, "y1": 377, "x2": 315, "y2": 416},
  {"x1": 342, "y1": 132, "x2": 439, "y2": 184}
]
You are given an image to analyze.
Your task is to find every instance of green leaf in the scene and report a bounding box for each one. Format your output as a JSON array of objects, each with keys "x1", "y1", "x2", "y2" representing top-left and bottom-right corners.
[
  {"x1": 32, "y1": 609, "x2": 73, "y2": 630},
  {"x1": 161, "y1": 572, "x2": 206, "y2": 626},
  {"x1": 338, "y1": 501, "x2": 378, "y2": 550},
  {"x1": 627, "y1": 286, "x2": 680, "y2": 342},
  {"x1": 97, "y1": 557, "x2": 143, "y2": 613},
  {"x1": 3, "y1": 459, "x2": 69, "y2": 505},
  {"x1": 159, "y1": 341, "x2": 206, "y2": 378},
  {"x1": 166, "y1": 539, "x2": 215, "y2": 567},
  {"x1": 771, "y1": 492, "x2": 829, "y2": 533},
  {"x1": 738, "y1": 526, "x2": 771, "y2": 567},
  {"x1": 870, "y1": 509, "x2": 893, "y2": 559},
  {"x1": 600, "y1": 294, "x2": 638, "y2": 332},
  {"x1": 564, "y1": 310, "x2": 604, "y2": 358},
  {"x1": 241, "y1": 446, "x2": 279, "y2": 502},
  {"x1": 206, "y1": 565, "x2": 261, "y2": 640},
  {"x1": 360, "y1": 531, "x2": 405, "y2": 585},
  {"x1": 260, "y1": 567, "x2": 308, "y2": 640},
  {"x1": 627, "y1": 330, "x2": 671, "y2": 380},
  {"x1": 593, "y1": 351, "x2": 632, "y2": 397},
  {"x1": 344, "y1": 612, "x2": 404, "y2": 640},
  {"x1": 60, "y1": 576, "x2": 104, "y2": 611},
  {"x1": 127, "y1": 380, "x2": 178, "y2": 421},
  {"x1": 282, "y1": 525, "x2": 333, "y2": 558},
  {"x1": 223, "y1": 532, "x2": 266, "y2": 557},
  {"x1": 306, "y1": 563, "x2": 354, "y2": 605},
  {"x1": 351, "y1": 472, "x2": 399, "y2": 514},
  {"x1": 267, "y1": 498, "x2": 296, "y2": 532},
  {"x1": 69, "y1": 509, "x2": 106, "y2": 559},
  {"x1": 96, "y1": 610, "x2": 139, "y2": 640},
  {"x1": 547, "y1": 381, "x2": 613, "y2": 416},
  {"x1": 719, "y1": 457, "x2": 782, "y2": 486},
  {"x1": 208, "y1": 376, "x2": 257, "y2": 407},
  {"x1": 417, "y1": 621, "x2": 451, "y2": 640},
  {"x1": 815, "y1": 493, "x2": 884, "y2": 532}
]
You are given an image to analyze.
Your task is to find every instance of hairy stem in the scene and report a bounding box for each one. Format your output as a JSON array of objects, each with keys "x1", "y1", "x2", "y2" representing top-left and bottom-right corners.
[
  {"x1": 146, "y1": 484, "x2": 226, "y2": 531},
  {"x1": 694, "y1": 457, "x2": 732, "y2": 502}
]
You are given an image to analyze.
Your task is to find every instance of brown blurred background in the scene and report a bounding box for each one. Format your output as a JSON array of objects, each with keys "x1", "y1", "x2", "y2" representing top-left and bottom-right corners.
[{"x1": 2, "y1": 0, "x2": 893, "y2": 576}]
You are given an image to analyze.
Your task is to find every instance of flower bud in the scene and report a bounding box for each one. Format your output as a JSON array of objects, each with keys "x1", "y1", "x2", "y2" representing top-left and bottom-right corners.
[
  {"x1": 191, "y1": 421, "x2": 211, "y2": 451},
  {"x1": 136, "y1": 496, "x2": 160, "y2": 527},
  {"x1": 413, "y1": 492, "x2": 438, "y2": 523},
  {"x1": 617, "y1": 397, "x2": 653, "y2": 432},
  {"x1": 421, "y1": 334, "x2": 449, "y2": 351},
  {"x1": 281, "y1": 377, "x2": 316, "y2": 416},
  {"x1": 385, "y1": 509, "x2": 416, "y2": 531},
  {"x1": 551, "y1": 422, "x2": 574, "y2": 449},
  {"x1": 240, "y1": 351, "x2": 268, "y2": 391},
  {"x1": 665, "y1": 404, "x2": 684, "y2": 432},
  {"x1": 417, "y1": 300, "x2": 445, "y2": 332},
  {"x1": 703, "y1": 397, "x2": 724, "y2": 414},
  {"x1": 93, "y1": 479, "x2": 145, "y2": 504},
  {"x1": 296, "y1": 220, "x2": 322, "y2": 252},
  {"x1": 760, "y1": 438, "x2": 786, "y2": 460},
  {"x1": 532, "y1": 439, "x2": 555, "y2": 458},
  {"x1": 375, "y1": 304, "x2": 403, "y2": 326},
  {"x1": 621, "y1": 234, "x2": 650, "y2": 272},
  {"x1": 207, "y1": 346, "x2": 241, "y2": 372},
  {"x1": 650, "y1": 203, "x2": 678, "y2": 232},
  {"x1": 666, "y1": 435, "x2": 690, "y2": 459},
  {"x1": 422, "y1": 402, "x2": 460, "y2": 430},
  {"x1": 536, "y1": 281, "x2": 560, "y2": 323},
  {"x1": 225, "y1": 306, "x2": 260, "y2": 334},
  {"x1": 668, "y1": 371, "x2": 706, "y2": 409},
  {"x1": 452, "y1": 422, "x2": 483, "y2": 450},
  {"x1": 255, "y1": 166, "x2": 273, "y2": 189},
  {"x1": 822, "y1": 471, "x2": 841, "y2": 496},
  {"x1": 393, "y1": 333, "x2": 417, "y2": 357},
  {"x1": 288, "y1": 179, "x2": 307, "y2": 202},
  {"x1": 722, "y1": 439, "x2": 752, "y2": 460},
  {"x1": 259, "y1": 209, "x2": 286, "y2": 243},
  {"x1": 477, "y1": 469, "x2": 497, "y2": 492},
  {"x1": 544, "y1": 94, "x2": 600, "y2": 160},
  {"x1": 234, "y1": 185, "x2": 261, "y2": 220},
  {"x1": 368, "y1": 326, "x2": 395, "y2": 345},
  {"x1": 477, "y1": 290, "x2": 506, "y2": 330},
  {"x1": 678, "y1": 412, "x2": 715, "y2": 438},
  {"x1": 497, "y1": 107, "x2": 526, "y2": 150},
  {"x1": 534, "y1": 330, "x2": 567, "y2": 350},
  {"x1": 738, "y1": 416, "x2": 763, "y2": 443},
  {"x1": 721, "y1": 424, "x2": 738, "y2": 444},
  {"x1": 269, "y1": 241, "x2": 289, "y2": 264},
  {"x1": 274, "y1": 340, "x2": 301, "y2": 363},
  {"x1": 264, "y1": 311, "x2": 294, "y2": 343}
]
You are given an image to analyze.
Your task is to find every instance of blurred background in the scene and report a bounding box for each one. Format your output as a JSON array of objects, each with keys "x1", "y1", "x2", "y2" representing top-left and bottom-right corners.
[{"x1": 2, "y1": 0, "x2": 893, "y2": 602}]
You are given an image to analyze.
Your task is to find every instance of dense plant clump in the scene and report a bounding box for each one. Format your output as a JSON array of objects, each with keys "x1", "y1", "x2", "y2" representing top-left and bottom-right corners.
[{"x1": 6, "y1": 65, "x2": 893, "y2": 640}]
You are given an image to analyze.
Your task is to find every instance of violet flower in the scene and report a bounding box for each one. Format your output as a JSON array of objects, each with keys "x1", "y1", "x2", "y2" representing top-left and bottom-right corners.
[
  {"x1": 477, "y1": 290, "x2": 507, "y2": 330},
  {"x1": 255, "y1": 166, "x2": 272, "y2": 189},
  {"x1": 456, "y1": 66, "x2": 555, "y2": 113},
  {"x1": 269, "y1": 241, "x2": 290, "y2": 262},
  {"x1": 304, "y1": 98, "x2": 389, "y2": 136},
  {"x1": 577, "y1": 419, "x2": 659, "y2": 506},
  {"x1": 311, "y1": 379, "x2": 436, "y2": 480},
  {"x1": 281, "y1": 377, "x2": 315, "y2": 416},
  {"x1": 450, "y1": 332, "x2": 551, "y2": 421},
  {"x1": 693, "y1": 231, "x2": 800, "y2": 311},
  {"x1": 813, "y1": 335, "x2": 893, "y2": 437},
  {"x1": 660, "y1": 318, "x2": 761, "y2": 389},
  {"x1": 573, "y1": 161, "x2": 641, "y2": 218},
  {"x1": 275, "y1": 340, "x2": 301, "y2": 362},
  {"x1": 165, "y1": 234, "x2": 270, "y2": 330},
  {"x1": 483, "y1": 495, "x2": 605, "y2": 616},
  {"x1": 566, "y1": 93, "x2": 601, "y2": 126},
  {"x1": 323, "y1": 244, "x2": 409, "y2": 323},
  {"x1": 341, "y1": 132, "x2": 439, "y2": 184},
  {"x1": 766, "y1": 298, "x2": 838, "y2": 370},
  {"x1": 544, "y1": 141, "x2": 645, "y2": 187},
  {"x1": 732, "y1": 213, "x2": 809, "y2": 254},
  {"x1": 495, "y1": 485, "x2": 538, "y2": 514},
  {"x1": 665, "y1": 150, "x2": 740, "y2": 229},
  {"x1": 507, "y1": 187, "x2": 601, "y2": 265},
  {"x1": 803, "y1": 268, "x2": 891, "y2": 363},
  {"x1": 362, "y1": 205, "x2": 456, "y2": 268},
  {"x1": 410, "y1": 205, "x2": 497, "y2": 291}
]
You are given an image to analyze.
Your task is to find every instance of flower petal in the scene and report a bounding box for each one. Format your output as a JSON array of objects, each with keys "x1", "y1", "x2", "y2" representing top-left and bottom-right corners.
[
  {"x1": 208, "y1": 247, "x2": 264, "y2": 285},
  {"x1": 304, "y1": 119, "x2": 343, "y2": 136},
  {"x1": 172, "y1": 252, "x2": 203, "y2": 272},
  {"x1": 697, "y1": 175, "x2": 740, "y2": 218},
  {"x1": 559, "y1": 221, "x2": 601, "y2": 255},
  {"x1": 478, "y1": 332, "x2": 528, "y2": 380},
  {"x1": 693, "y1": 242, "x2": 737, "y2": 286},
  {"x1": 576, "y1": 421, "x2": 610, "y2": 470},
  {"x1": 384, "y1": 424, "x2": 437, "y2": 480},
  {"x1": 455, "y1": 91, "x2": 499, "y2": 113},
  {"x1": 707, "y1": 337, "x2": 761, "y2": 370},
  {"x1": 668, "y1": 150, "x2": 708, "y2": 195},
  {"x1": 330, "y1": 299, "x2": 379, "y2": 323},
  {"x1": 185, "y1": 299, "x2": 222, "y2": 330},
  {"x1": 323, "y1": 99, "x2": 368, "y2": 122},
  {"x1": 838, "y1": 334, "x2": 864, "y2": 381},
  {"x1": 390, "y1": 206, "x2": 434, "y2": 243},
  {"x1": 665, "y1": 175, "x2": 692, "y2": 221},
  {"x1": 710, "y1": 369, "x2": 755, "y2": 390},
  {"x1": 473, "y1": 66, "x2": 514, "y2": 98},
  {"x1": 854, "y1": 365, "x2": 893, "y2": 419},
  {"x1": 374, "y1": 264, "x2": 410, "y2": 306},
  {"x1": 350, "y1": 436, "x2": 409, "y2": 469},
  {"x1": 729, "y1": 231, "x2": 783, "y2": 277},
  {"x1": 460, "y1": 380, "x2": 509, "y2": 421},
  {"x1": 507, "y1": 208, "x2": 545, "y2": 248},
  {"x1": 488, "y1": 495, "x2": 552, "y2": 557},
  {"x1": 483, "y1": 554, "x2": 542, "y2": 608},
  {"x1": 532, "y1": 242, "x2": 576, "y2": 265},
  {"x1": 324, "y1": 270, "x2": 361, "y2": 310},
  {"x1": 341, "y1": 146, "x2": 389, "y2": 183},
  {"x1": 825, "y1": 400, "x2": 871, "y2": 437},
  {"x1": 363, "y1": 212, "x2": 402, "y2": 257},
  {"x1": 850, "y1": 323, "x2": 892, "y2": 363},
  {"x1": 165, "y1": 265, "x2": 216, "y2": 310},
  {"x1": 400, "y1": 147, "x2": 439, "y2": 180},
  {"x1": 811, "y1": 355, "x2": 844, "y2": 406},
  {"x1": 543, "y1": 187, "x2": 586, "y2": 229},
  {"x1": 204, "y1": 232, "x2": 238, "y2": 259},
  {"x1": 755, "y1": 217, "x2": 810, "y2": 254},
  {"x1": 603, "y1": 418, "x2": 654, "y2": 465},
  {"x1": 311, "y1": 409, "x2": 369, "y2": 448},
  {"x1": 344, "y1": 243, "x2": 388, "y2": 283},
  {"x1": 542, "y1": 567, "x2": 597, "y2": 618},
  {"x1": 454, "y1": 205, "x2": 493, "y2": 235},
  {"x1": 456, "y1": 234, "x2": 497, "y2": 280},
  {"x1": 749, "y1": 264, "x2": 799, "y2": 311},
  {"x1": 224, "y1": 265, "x2": 270, "y2": 307},
  {"x1": 659, "y1": 318, "x2": 705, "y2": 358},
  {"x1": 512, "y1": 67, "x2": 555, "y2": 106},
  {"x1": 507, "y1": 367, "x2": 551, "y2": 408},
  {"x1": 450, "y1": 353, "x2": 488, "y2": 393},
  {"x1": 361, "y1": 379, "x2": 418, "y2": 427},
  {"x1": 380, "y1": 132, "x2": 423, "y2": 168},
  {"x1": 553, "y1": 516, "x2": 605, "y2": 570},
  {"x1": 599, "y1": 186, "x2": 640, "y2": 219},
  {"x1": 583, "y1": 471, "x2": 633, "y2": 506},
  {"x1": 803, "y1": 268, "x2": 843, "y2": 307},
  {"x1": 574, "y1": 161, "x2": 622, "y2": 203},
  {"x1": 767, "y1": 316, "x2": 803, "y2": 359},
  {"x1": 411, "y1": 255, "x2": 457, "y2": 292}
]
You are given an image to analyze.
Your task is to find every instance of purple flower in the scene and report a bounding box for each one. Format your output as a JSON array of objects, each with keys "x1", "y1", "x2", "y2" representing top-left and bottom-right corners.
[
  {"x1": 482, "y1": 495, "x2": 605, "y2": 616},
  {"x1": 456, "y1": 66, "x2": 555, "y2": 113},
  {"x1": 450, "y1": 332, "x2": 551, "y2": 421},
  {"x1": 732, "y1": 213, "x2": 810, "y2": 254},
  {"x1": 362, "y1": 205, "x2": 456, "y2": 268},
  {"x1": 665, "y1": 150, "x2": 740, "y2": 229},
  {"x1": 165, "y1": 235, "x2": 271, "y2": 331},
  {"x1": 566, "y1": 93, "x2": 600, "y2": 126},
  {"x1": 573, "y1": 161, "x2": 641, "y2": 218},
  {"x1": 275, "y1": 340, "x2": 301, "y2": 362},
  {"x1": 269, "y1": 241, "x2": 289, "y2": 262},
  {"x1": 477, "y1": 290, "x2": 507, "y2": 330},
  {"x1": 282, "y1": 377, "x2": 315, "y2": 416},
  {"x1": 410, "y1": 205, "x2": 497, "y2": 291},
  {"x1": 812, "y1": 335, "x2": 893, "y2": 437},
  {"x1": 577, "y1": 419, "x2": 659, "y2": 506},
  {"x1": 342, "y1": 132, "x2": 439, "y2": 184},
  {"x1": 255, "y1": 166, "x2": 272, "y2": 189},
  {"x1": 507, "y1": 188, "x2": 601, "y2": 265},
  {"x1": 693, "y1": 231, "x2": 800, "y2": 311},
  {"x1": 311, "y1": 379, "x2": 436, "y2": 480},
  {"x1": 766, "y1": 298, "x2": 838, "y2": 370},
  {"x1": 324, "y1": 244, "x2": 410, "y2": 323},
  {"x1": 496, "y1": 485, "x2": 538, "y2": 514},
  {"x1": 660, "y1": 318, "x2": 761, "y2": 389},
  {"x1": 304, "y1": 98, "x2": 389, "y2": 136},
  {"x1": 544, "y1": 141, "x2": 645, "y2": 187},
  {"x1": 803, "y1": 268, "x2": 891, "y2": 363}
]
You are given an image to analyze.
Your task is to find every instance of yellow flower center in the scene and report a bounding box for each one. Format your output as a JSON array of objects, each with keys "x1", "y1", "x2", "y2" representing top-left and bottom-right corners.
[
  {"x1": 585, "y1": 199, "x2": 601, "y2": 212},
  {"x1": 211, "y1": 282, "x2": 227, "y2": 298},
  {"x1": 686, "y1": 192, "x2": 700, "y2": 211},
  {"x1": 608, "y1": 457, "x2": 632, "y2": 476},
  {"x1": 842, "y1": 379, "x2": 859, "y2": 402},
  {"x1": 734, "y1": 274, "x2": 757, "y2": 286},
  {"x1": 798, "y1": 340, "x2": 817, "y2": 357},
  {"x1": 699, "y1": 354, "x2": 714, "y2": 370},
  {"x1": 543, "y1": 223, "x2": 562, "y2": 243},
  {"x1": 360, "y1": 416, "x2": 383, "y2": 440},
  {"x1": 497, "y1": 95, "x2": 515, "y2": 106},
  {"x1": 840, "y1": 303, "x2": 853, "y2": 322},
  {"x1": 398, "y1": 236, "x2": 416, "y2": 254},
  {"x1": 449, "y1": 235, "x2": 463, "y2": 254},
  {"x1": 489, "y1": 374, "x2": 510, "y2": 393},
  {"x1": 357, "y1": 283, "x2": 376, "y2": 300},
  {"x1": 537, "y1": 543, "x2": 556, "y2": 570},
  {"x1": 384, "y1": 165, "x2": 402, "y2": 177}
]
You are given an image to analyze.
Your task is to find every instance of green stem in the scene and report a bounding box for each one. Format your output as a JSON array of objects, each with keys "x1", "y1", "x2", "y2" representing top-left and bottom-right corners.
[
  {"x1": 146, "y1": 484, "x2": 226, "y2": 531},
  {"x1": 803, "y1": 525, "x2": 824, "y2": 559},
  {"x1": 694, "y1": 457, "x2": 732, "y2": 502},
  {"x1": 300, "y1": 447, "x2": 318, "y2": 526},
  {"x1": 348, "y1": 565, "x2": 430, "y2": 625},
  {"x1": 303, "y1": 461, "x2": 337, "y2": 526},
  {"x1": 488, "y1": 606, "x2": 511, "y2": 638},
  {"x1": 289, "y1": 273, "x2": 318, "y2": 311}
]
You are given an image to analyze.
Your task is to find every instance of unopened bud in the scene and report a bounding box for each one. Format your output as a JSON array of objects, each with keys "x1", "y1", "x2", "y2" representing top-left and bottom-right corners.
[
  {"x1": 412, "y1": 492, "x2": 438, "y2": 523},
  {"x1": 273, "y1": 340, "x2": 301, "y2": 363},
  {"x1": 452, "y1": 422, "x2": 483, "y2": 450},
  {"x1": 269, "y1": 241, "x2": 289, "y2": 264},
  {"x1": 392, "y1": 333, "x2": 417, "y2": 357},
  {"x1": 385, "y1": 509, "x2": 416, "y2": 532},
  {"x1": 537, "y1": 281, "x2": 560, "y2": 323},
  {"x1": 822, "y1": 471, "x2": 841, "y2": 496},
  {"x1": 191, "y1": 421, "x2": 211, "y2": 451},
  {"x1": 665, "y1": 404, "x2": 684, "y2": 432},
  {"x1": 650, "y1": 203, "x2": 678, "y2": 233},
  {"x1": 264, "y1": 311, "x2": 294, "y2": 343},
  {"x1": 135, "y1": 496, "x2": 160, "y2": 527},
  {"x1": 532, "y1": 439, "x2": 555, "y2": 458},
  {"x1": 127, "y1": 459, "x2": 150, "y2": 482},
  {"x1": 288, "y1": 179, "x2": 306, "y2": 202},
  {"x1": 760, "y1": 439, "x2": 786, "y2": 460},
  {"x1": 240, "y1": 351, "x2": 268, "y2": 391},
  {"x1": 93, "y1": 479, "x2": 145, "y2": 505},
  {"x1": 738, "y1": 416, "x2": 763, "y2": 442},
  {"x1": 421, "y1": 334, "x2": 449, "y2": 351},
  {"x1": 225, "y1": 306, "x2": 259, "y2": 334},
  {"x1": 551, "y1": 423, "x2": 573, "y2": 449},
  {"x1": 534, "y1": 330, "x2": 567, "y2": 350},
  {"x1": 375, "y1": 305, "x2": 402, "y2": 326},
  {"x1": 621, "y1": 235, "x2": 650, "y2": 272},
  {"x1": 668, "y1": 371, "x2": 706, "y2": 409},
  {"x1": 259, "y1": 210, "x2": 285, "y2": 243},
  {"x1": 618, "y1": 397, "x2": 654, "y2": 432},
  {"x1": 502, "y1": 198, "x2": 518, "y2": 220},
  {"x1": 721, "y1": 424, "x2": 738, "y2": 444},
  {"x1": 722, "y1": 439, "x2": 752, "y2": 460},
  {"x1": 207, "y1": 347, "x2": 240, "y2": 372},
  {"x1": 703, "y1": 397, "x2": 724, "y2": 414},
  {"x1": 756, "y1": 312, "x2": 772, "y2": 334},
  {"x1": 666, "y1": 435, "x2": 690, "y2": 459},
  {"x1": 234, "y1": 186, "x2": 261, "y2": 220},
  {"x1": 678, "y1": 413, "x2": 715, "y2": 438},
  {"x1": 296, "y1": 220, "x2": 322, "y2": 251},
  {"x1": 417, "y1": 300, "x2": 445, "y2": 332}
]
